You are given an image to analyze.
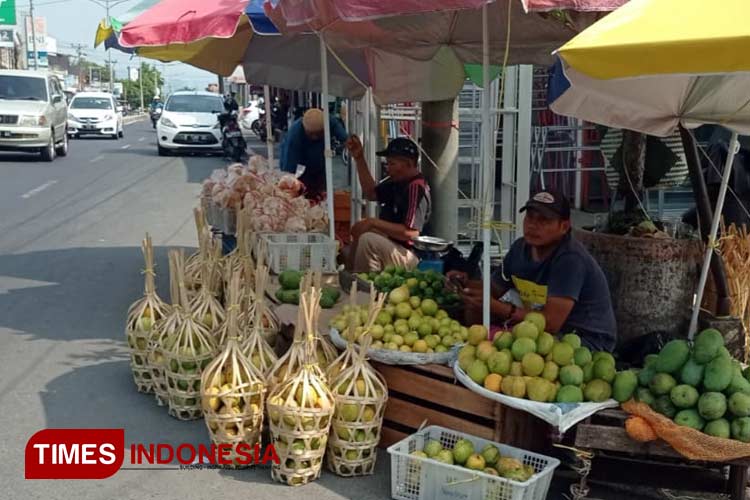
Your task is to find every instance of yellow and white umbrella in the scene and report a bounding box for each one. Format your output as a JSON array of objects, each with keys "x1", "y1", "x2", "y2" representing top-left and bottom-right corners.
[{"x1": 551, "y1": 0, "x2": 750, "y2": 337}]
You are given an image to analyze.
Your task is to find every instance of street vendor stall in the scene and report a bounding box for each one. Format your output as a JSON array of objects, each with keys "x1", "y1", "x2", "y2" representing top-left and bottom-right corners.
[
  {"x1": 543, "y1": 0, "x2": 750, "y2": 496},
  {"x1": 112, "y1": 0, "x2": 733, "y2": 497}
]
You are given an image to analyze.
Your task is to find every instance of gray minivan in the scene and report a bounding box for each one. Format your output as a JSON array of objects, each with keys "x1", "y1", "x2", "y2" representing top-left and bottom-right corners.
[{"x1": 0, "y1": 70, "x2": 69, "y2": 161}]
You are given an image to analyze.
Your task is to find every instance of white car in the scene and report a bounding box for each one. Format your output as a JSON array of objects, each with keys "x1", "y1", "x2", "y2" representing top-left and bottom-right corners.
[
  {"x1": 67, "y1": 92, "x2": 123, "y2": 139},
  {"x1": 239, "y1": 100, "x2": 261, "y2": 136},
  {"x1": 156, "y1": 91, "x2": 224, "y2": 156}
]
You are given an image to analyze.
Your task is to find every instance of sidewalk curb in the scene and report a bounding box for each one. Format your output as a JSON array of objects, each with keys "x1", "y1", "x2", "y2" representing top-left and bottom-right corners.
[{"x1": 124, "y1": 114, "x2": 147, "y2": 125}]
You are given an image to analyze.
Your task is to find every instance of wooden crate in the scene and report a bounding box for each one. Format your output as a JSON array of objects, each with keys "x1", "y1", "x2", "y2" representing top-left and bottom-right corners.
[
  {"x1": 374, "y1": 362, "x2": 549, "y2": 452},
  {"x1": 574, "y1": 409, "x2": 750, "y2": 500}
]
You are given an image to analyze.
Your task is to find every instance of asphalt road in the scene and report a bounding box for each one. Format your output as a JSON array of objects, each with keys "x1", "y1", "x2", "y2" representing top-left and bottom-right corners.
[{"x1": 0, "y1": 119, "x2": 388, "y2": 500}]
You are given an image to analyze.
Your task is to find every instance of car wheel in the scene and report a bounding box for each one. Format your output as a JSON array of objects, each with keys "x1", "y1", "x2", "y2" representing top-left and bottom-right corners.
[
  {"x1": 118, "y1": 127, "x2": 124, "y2": 138},
  {"x1": 40, "y1": 131, "x2": 56, "y2": 162},
  {"x1": 157, "y1": 142, "x2": 168, "y2": 156},
  {"x1": 55, "y1": 130, "x2": 69, "y2": 157}
]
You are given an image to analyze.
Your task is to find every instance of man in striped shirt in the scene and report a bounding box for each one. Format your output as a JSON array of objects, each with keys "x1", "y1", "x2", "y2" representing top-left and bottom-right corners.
[{"x1": 345, "y1": 136, "x2": 432, "y2": 272}]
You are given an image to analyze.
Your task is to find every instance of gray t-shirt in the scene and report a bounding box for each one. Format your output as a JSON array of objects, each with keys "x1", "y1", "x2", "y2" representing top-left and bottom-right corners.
[{"x1": 492, "y1": 233, "x2": 617, "y2": 352}]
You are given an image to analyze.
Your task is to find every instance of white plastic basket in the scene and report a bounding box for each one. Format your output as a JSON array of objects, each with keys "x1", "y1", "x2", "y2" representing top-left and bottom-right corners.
[
  {"x1": 388, "y1": 425, "x2": 559, "y2": 500},
  {"x1": 329, "y1": 327, "x2": 460, "y2": 366},
  {"x1": 260, "y1": 232, "x2": 337, "y2": 273}
]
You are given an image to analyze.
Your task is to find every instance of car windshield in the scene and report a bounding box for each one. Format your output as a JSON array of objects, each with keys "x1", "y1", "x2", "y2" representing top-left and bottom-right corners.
[
  {"x1": 70, "y1": 97, "x2": 112, "y2": 110},
  {"x1": 0, "y1": 75, "x2": 48, "y2": 101},
  {"x1": 165, "y1": 95, "x2": 222, "y2": 113}
]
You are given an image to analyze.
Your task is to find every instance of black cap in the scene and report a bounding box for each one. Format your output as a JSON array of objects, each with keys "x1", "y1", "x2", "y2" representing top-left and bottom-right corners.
[
  {"x1": 376, "y1": 137, "x2": 419, "y2": 161},
  {"x1": 520, "y1": 190, "x2": 571, "y2": 219}
]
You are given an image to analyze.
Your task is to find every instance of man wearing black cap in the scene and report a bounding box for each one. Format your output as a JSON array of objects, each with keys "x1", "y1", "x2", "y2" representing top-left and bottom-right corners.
[
  {"x1": 451, "y1": 190, "x2": 617, "y2": 352},
  {"x1": 344, "y1": 136, "x2": 431, "y2": 271}
]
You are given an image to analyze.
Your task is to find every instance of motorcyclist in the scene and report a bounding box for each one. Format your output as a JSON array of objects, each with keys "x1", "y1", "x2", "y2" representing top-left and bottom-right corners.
[
  {"x1": 223, "y1": 92, "x2": 239, "y2": 114},
  {"x1": 149, "y1": 98, "x2": 163, "y2": 128}
]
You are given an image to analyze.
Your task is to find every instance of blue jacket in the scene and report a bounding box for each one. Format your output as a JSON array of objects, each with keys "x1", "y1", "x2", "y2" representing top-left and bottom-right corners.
[{"x1": 280, "y1": 117, "x2": 348, "y2": 190}]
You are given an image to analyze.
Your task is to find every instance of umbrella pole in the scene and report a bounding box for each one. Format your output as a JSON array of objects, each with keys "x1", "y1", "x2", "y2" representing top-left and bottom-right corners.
[
  {"x1": 688, "y1": 131, "x2": 739, "y2": 339},
  {"x1": 320, "y1": 35, "x2": 336, "y2": 242},
  {"x1": 680, "y1": 126, "x2": 732, "y2": 318},
  {"x1": 481, "y1": 3, "x2": 492, "y2": 328},
  {"x1": 263, "y1": 85, "x2": 274, "y2": 166}
]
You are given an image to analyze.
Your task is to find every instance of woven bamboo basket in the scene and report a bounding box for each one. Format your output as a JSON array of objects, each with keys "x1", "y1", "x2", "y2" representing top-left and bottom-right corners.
[
  {"x1": 126, "y1": 233, "x2": 171, "y2": 394},
  {"x1": 241, "y1": 247, "x2": 279, "y2": 347},
  {"x1": 327, "y1": 294, "x2": 388, "y2": 477},
  {"x1": 201, "y1": 271, "x2": 266, "y2": 467},
  {"x1": 190, "y1": 258, "x2": 226, "y2": 334},
  {"x1": 239, "y1": 261, "x2": 278, "y2": 375},
  {"x1": 163, "y1": 250, "x2": 219, "y2": 420},
  {"x1": 223, "y1": 209, "x2": 253, "y2": 293},
  {"x1": 184, "y1": 207, "x2": 208, "y2": 292},
  {"x1": 326, "y1": 283, "x2": 381, "y2": 383},
  {"x1": 268, "y1": 288, "x2": 335, "y2": 486},
  {"x1": 147, "y1": 250, "x2": 184, "y2": 406}
]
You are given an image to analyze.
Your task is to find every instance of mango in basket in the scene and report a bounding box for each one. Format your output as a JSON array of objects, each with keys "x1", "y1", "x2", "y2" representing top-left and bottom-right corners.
[
  {"x1": 501, "y1": 376, "x2": 526, "y2": 399},
  {"x1": 203, "y1": 387, "x2": 221, "y2": 411},
  {"x1": 465, "y1": 454, "x2": 486, "y2": 471},
  {"x1": 452, "y1": 439, "x2": 474, "y2": 465}
]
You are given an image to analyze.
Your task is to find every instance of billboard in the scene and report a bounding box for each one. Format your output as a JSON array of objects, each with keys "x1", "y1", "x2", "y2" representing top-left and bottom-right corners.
[
  {"x1": 25, "y1": 16, "x2": 45, "y2": 50},
  {"x1": 27, "y1": 50, "x2": 48, "y2": 68},
  {"x1": 0, "y1": 0, "x2": 16, "y2": 25}
]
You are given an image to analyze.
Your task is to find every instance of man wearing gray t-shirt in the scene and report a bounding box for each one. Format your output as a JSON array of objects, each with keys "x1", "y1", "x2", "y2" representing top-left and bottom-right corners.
[{"x1": 449, "y1": 190, "x2": 617, "y2": 352}]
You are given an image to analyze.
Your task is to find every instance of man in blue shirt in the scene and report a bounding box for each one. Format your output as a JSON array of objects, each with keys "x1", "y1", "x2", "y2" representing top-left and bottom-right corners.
[
  {"x1": 279, "y1": 108, "x2": 348, "y2": 198},
  {"x1": 449, "y1": 190, "x2": 617, "y2": 352}
]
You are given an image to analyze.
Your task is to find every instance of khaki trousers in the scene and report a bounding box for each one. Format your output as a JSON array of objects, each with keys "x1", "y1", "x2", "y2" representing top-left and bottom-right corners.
[{"x1": 352, "y1": 232, "x2": 419, "y2": 272}]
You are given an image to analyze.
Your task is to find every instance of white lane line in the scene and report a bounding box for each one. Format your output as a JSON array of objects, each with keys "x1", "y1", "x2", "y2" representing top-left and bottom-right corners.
[
  {"x1": 121, "y1": 144, "x2": 131, "y2": 149},
  {"x1": 89, "y1": 155, "x2": 104, "y2": 163},
  {"x1": 138, "y1": 137, "x2": 145, "y2": 142},
  {"x1": 21, "y1": 180, "x2": 57, "y2": 199}
]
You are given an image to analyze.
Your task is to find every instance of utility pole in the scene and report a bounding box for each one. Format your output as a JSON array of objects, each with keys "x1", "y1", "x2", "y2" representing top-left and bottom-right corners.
[
  {"x1": 29, "y1": 0, "x2": 38, "y2": 70},
  {"x1": 138, "y1": 58, "x2": 144, "y2": 111},
  {"x1": 71, "y1": 43, "x2": 86, "y2": 90},
  {"x1": 106, "y1": 0, "x2": 113, "y2": 91}
]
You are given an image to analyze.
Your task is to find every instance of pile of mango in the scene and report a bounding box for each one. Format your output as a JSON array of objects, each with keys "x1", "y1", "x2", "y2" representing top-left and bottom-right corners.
[
  {"x1": 275, "y1": 270, "x2": 340, "y2": 308},
  {"x1": 626, "y1": 329, "x2": 750, "y2": 442},
  {"x1": 457, "y1": 312, "x2": 624, "y2": 403}
]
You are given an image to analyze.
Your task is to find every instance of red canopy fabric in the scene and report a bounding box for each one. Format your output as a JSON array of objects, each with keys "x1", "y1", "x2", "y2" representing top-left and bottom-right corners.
[{"x1": 120, "y1": 0, "x2": 249, "y2": 47}]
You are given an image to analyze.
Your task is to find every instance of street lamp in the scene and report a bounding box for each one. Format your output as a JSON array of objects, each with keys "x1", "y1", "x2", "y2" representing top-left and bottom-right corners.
[{"x1": 86, "y1": 0, "x2": 132, "y2": 91}]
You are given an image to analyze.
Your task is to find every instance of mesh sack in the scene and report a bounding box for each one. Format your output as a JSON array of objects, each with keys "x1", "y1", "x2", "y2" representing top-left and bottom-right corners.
[{"x1": 622, "y1": 400, "x2": 750, "y2": 461}]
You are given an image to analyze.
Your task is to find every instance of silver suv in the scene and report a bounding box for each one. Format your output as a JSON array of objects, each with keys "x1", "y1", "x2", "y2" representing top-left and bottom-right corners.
[{"x1": 0, "y1": 70, "x2": 69, "y2": 161}]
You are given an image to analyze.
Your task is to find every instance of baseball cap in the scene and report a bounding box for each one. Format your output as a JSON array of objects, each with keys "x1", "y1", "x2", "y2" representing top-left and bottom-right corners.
[
  {"x1": 520, "y1": 190, "x2": 571, "y2": 219},
  {"x1": 376, "y1": 137, "x2": 419, "y2": 161}
]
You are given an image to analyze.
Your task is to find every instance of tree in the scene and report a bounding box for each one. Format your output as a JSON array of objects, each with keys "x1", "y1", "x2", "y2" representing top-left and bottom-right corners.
[{"x1": 119, "y1": 63, "x2": 163, "y2": 110}]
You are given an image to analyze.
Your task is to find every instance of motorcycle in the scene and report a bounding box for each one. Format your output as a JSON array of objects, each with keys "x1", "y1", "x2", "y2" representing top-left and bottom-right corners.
[
  {"x1": 218, "y1": 110, "x2": 247, "y2": 162},
  {"x1": 150, "y1": 106, "x2": 162, "y2": 128}
]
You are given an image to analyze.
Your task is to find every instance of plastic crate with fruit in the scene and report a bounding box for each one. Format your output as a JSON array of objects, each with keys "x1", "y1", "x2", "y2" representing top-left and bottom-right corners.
[{"x1": 388, "y1": 425, "x2": 559, "y2": 500}]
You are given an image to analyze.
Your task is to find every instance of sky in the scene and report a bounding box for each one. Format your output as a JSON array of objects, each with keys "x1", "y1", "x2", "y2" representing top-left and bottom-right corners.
[{"x1": 18, "y1": 0, "x2": 217, "y2": 91}]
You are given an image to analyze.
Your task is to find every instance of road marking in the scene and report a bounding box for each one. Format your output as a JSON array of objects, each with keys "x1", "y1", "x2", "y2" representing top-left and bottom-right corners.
[
  {"x1": 138, "y1": 137, "x2": 145, "y2": 142},
  {"x1": 121, "y1": 144, "x2": 131, "y2": 149},
  {"x1": 21, "y1": 180, "x2": 57, "y2": 199},
  {"x1": 89, "y1": 155, "x2": 104, "y2": 163}
]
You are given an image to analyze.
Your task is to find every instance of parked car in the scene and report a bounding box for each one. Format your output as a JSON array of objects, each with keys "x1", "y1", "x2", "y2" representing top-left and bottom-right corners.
[
  {"x1": 67, "y1": 91, "x2": 124, "y2": 139},
  {"x1": 0, "y1": 69, "x2": 69, "y2": 161},
  {"x1": 239, "y1": 99, "x2": 261, "y2": 137},
  {"x1": 156, "y1": 91, "x2": 224, "y2": 156}
]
